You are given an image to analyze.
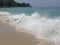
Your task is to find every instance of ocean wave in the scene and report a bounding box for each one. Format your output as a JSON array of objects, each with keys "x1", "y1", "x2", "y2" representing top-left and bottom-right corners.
[{"x1": 0, "y1": 12, "x2": 60, "y2": 45}]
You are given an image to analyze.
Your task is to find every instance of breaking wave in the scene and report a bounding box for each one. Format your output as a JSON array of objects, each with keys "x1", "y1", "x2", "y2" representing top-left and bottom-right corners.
[{"x1": 0, "y1": 12, "x2": 60, "y2": 45}]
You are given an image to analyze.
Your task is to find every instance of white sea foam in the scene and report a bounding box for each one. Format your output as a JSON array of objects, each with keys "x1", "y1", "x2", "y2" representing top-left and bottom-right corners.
[{"x1": 0, "y1": 12, "x2": 60, "y2": 45}]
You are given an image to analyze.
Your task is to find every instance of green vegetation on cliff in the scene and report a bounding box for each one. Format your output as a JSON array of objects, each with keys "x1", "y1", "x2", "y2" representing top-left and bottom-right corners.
[{"x1": 0, "y1": 0, "x2": 31, "y2": 7}]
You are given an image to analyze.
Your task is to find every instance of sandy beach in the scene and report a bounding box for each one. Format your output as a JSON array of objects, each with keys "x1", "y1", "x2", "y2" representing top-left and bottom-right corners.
[{"x1": 0, "y1": 22, "x2": 39, "y2": 45}]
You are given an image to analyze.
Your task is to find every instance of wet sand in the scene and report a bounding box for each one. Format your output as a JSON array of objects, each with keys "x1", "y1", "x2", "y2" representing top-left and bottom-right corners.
[
  {"x1": 0, "y1": 22, "x2": 39, "y2": 45},
  {"x1": 0, "y1": 22, "x2": 55, "y2": 45}
]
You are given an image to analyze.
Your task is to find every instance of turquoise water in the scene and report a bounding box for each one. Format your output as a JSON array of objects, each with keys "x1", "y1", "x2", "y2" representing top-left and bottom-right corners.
[{"x1": 0, "y1": 7, "x2": 60, "y2": 17}]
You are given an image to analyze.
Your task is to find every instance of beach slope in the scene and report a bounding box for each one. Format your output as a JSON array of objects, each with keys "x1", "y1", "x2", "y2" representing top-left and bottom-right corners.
[{"x1": 0, "y1": 22, "x2": 39, "y2": 45}]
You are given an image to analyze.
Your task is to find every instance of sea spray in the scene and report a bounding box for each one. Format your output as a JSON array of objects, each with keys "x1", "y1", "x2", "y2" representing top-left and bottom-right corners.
[{"x1": 0, "y1": 12, "x2": 60, "y2": 45}]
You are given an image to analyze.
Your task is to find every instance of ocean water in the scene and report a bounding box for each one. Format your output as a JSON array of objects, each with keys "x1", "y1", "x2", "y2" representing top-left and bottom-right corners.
[{"x1": 0, "y1": 7, "x2": 60, "y2": 45}]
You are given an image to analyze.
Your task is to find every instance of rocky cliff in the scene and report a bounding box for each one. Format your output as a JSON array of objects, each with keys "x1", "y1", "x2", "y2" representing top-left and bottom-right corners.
[{"x1": 0, "y1": 0, "x2": 31, "y2": 7}]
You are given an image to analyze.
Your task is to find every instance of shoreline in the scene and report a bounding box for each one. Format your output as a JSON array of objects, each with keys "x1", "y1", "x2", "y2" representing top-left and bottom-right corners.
[
  {"x1": 0, "y1": 22, "x2": 39, "y2": 45},
  {"x1": 0, "y1": 22, "x2": 55, "y2": 45}
]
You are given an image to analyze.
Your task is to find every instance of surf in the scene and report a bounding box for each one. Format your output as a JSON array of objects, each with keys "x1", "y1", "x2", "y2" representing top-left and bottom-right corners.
[{"x1": 0, "y1": 12, "x2": 60, "y2": 45}]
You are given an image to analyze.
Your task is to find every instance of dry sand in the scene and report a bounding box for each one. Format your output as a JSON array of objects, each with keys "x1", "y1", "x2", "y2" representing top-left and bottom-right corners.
[{"x1": 0, "y1": 22, "x2": 39, "y2": 45}]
